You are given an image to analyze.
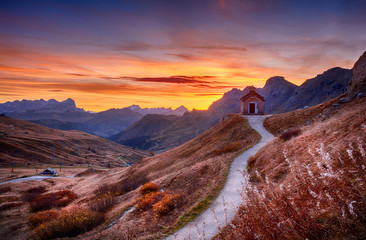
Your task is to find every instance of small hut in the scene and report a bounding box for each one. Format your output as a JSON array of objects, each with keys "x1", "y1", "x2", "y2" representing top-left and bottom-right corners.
[
  {"x1": 240, "y1": 86, "x2": 265, "y2": 115},
  {"x1": 40, "y1": 167, "x2": 57, "y2": 175}
]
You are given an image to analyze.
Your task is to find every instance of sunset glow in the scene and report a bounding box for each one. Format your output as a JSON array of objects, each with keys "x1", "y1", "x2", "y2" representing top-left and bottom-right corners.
[{"x1": 1, "y1": 0, "x2": 366, "y2": 111}]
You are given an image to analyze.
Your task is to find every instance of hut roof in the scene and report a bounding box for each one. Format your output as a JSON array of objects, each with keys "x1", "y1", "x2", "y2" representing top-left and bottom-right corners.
[{"x1": 240, "y1": 86, "x2": 265, "y2": 102}]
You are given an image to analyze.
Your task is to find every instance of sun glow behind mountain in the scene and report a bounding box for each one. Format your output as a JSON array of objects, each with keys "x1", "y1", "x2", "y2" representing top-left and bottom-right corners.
[{"x1": 1, "y1": 0, "x2": 366, "y2": 111}]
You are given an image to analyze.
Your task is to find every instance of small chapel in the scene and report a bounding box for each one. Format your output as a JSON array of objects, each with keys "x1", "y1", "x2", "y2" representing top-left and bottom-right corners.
[{"x1": 240, "y1": 86, "x2": 265, "y2": 115}]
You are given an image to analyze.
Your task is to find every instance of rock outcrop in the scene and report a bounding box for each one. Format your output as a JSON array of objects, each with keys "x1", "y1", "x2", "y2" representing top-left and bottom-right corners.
[{"x1": 347, "y1": 51, "x2": 366, "y2": 98}]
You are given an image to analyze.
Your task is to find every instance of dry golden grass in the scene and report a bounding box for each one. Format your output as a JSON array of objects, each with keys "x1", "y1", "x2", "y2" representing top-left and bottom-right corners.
[
  {"x1": 80, "y1": 114, "x2": 260, "y2": 239},
  {"x1": 34, "y1": 208, "x2": 103, "y2": 239},
  {"x1": 0, "y1": 116, "x2": 149, "y2": 166},
  {"x1": 264, "y1": 95, "x2": 342, "y2": 135},
  {"x1": 215, "y1": 96, "x2": 366, "y2": 240},
  {"x1": 0, "y1": 114, "x2": 260, "y2": 240}
]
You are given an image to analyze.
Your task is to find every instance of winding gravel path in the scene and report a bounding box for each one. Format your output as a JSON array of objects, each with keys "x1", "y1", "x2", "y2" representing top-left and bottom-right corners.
[{"x1": 166, "y1": 115, "x2": 274, "y2": 240}]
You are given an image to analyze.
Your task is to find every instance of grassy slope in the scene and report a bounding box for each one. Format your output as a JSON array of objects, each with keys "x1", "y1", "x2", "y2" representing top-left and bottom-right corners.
[
  {"x1": 215, "y1": 96, "x2": 366, "y2": 240},
  {"x1": 81, "y1": 114, "x2": 260, "y2": 239},
  {"x1": 0, "y1": 114, "x2": 260, "y2": 240},
  {"x1": 0, "y1": 116, "x2": 149, "y2": 166},
  {"x1": 112, "y1": 111, "x2": 218, "y2": 153}
]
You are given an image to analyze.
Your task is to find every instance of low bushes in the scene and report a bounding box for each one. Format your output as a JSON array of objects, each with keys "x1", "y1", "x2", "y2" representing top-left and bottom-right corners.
[
  {"x1": 215, "y1": 142, "x2": 242, "y2": 156},
  {"x1": 140, "y1": 182, "x2": 159, "y2": 195},
  {"x1": 34, "y1": 208, "x2": 103, "y2": 239},
  {"x1": 0, "y1": 186, "x2": 11, "y2": 194},
  {"x1": 89, "y1": 192, "x2": 117, "y2": 212},
  {"x1": 199, "y1": 164, "x2": 209, "y2": 175},
  {"x1": 29, "y1": 190, "x2": 77, "y2": 212},
  {"x1": 136, "y1": 183, "x2": 183, "y2": 217},
  {"x1": 0, "y1": 202, "x2": 23, "y2": 211},
  {"x1": 153, "y1": 194, "x2": 182, "y2": 217},
  {"x1": 89, "y1": 176, "x2": 147, "y2": 213},
  {"x1": 28, "y1": 210, "x2": 60, "y2": 228},
  {"x1": 94, "y1": 175, "x2": 147, "y2": 197},
  {"x1": 136, "y1": 191, "x2": 165, "y2": 211},
  {"x1": 279, "y1": 128, "x2": 301, "y2": 141},
  {"x1": 21, "y1": 186, "x2": 46, "y2": 202}
]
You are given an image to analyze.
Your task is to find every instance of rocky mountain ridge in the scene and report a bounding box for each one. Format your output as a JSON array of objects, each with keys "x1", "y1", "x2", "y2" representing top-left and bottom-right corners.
[
  {"x1": 0, "y1": 99, "x2": 188, "y2": 138},
  {"x1": 208, "y1": 67, "x2": 352, "y2": 116}
]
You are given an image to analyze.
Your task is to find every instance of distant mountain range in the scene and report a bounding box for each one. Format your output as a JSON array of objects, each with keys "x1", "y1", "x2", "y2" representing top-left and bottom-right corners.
[
  {"x1": 128, "y1": 105, "x2": 188, "y2": 116},
  {"x1": 0, "y1": 99, "x2": 188, "y2": 138},
  {"x1": 0, "y1": 98, "x2": 84, "y2": 113},
  {"x1": 0, "y1": 66, "x2": 353, "y2": 152}
]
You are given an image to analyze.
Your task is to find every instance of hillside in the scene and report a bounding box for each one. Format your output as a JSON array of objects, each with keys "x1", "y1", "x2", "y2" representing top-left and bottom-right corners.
[
  {"x1": 215, "y1": 51, "x2": 366, "y2": 240},
  {"x1": 0, "y1": 114, "x2": 260, "y2": 240},
  {"x1": 110, "y1": 111, "x2": 219, "y2": 152},
  {"x1": 215, "y1": 95, "x2": 366, "y2": 240},
  {"x1": 0, "y1": 115, "x2": 149, "y2": 167},
  {"x1": 282, "y1": 67, "x2": 352, "y2": 112}
]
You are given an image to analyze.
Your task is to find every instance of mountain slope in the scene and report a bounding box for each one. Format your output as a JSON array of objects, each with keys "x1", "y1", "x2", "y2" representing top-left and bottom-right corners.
[
  {"x1": 0, "y1": 115, "x2": 149, "y2": 166},
  {"x1": 110, "y1": 111, "x2": 218, "y2": 152},
  {"x1": 0, "y1": 113, "x2": 261, "y2": 240},
  {"x1": 282, "y1": 67, "x2": 352, "y2": 112},
  {"x1": 80, "y1": 114, "x2": 261, "y2": 239},
  {"x1": 207, "y1": 67, "x2": 351, "y2": 115},
  {"x1": 215, "y1": 51, "x2": 366, "y2": 240},
  {"x1": 257, "y1": 76, "x2": 297, "y2": 113}
]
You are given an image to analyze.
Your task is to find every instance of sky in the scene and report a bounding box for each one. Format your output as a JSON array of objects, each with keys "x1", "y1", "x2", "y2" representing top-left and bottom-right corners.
[{"x1": 1, "y1": 0, "x2": 366, "y2": 111}]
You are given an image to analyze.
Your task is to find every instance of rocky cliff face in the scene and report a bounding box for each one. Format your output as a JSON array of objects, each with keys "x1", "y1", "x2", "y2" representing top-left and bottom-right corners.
[
  {"x1": 282, "y1": 67, "x2": 352, "y2": 112},
  {"x1": 348, "y1": 51, "x2": 366, "y2": 98},
  {"x1": 257, "y1": 76, "x2": 297, "y2": 113}
]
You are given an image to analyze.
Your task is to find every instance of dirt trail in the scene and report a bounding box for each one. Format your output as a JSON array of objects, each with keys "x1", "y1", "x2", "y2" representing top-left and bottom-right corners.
[{"x1": 166, "y1": 115, "x2": 274, "y2": 240}]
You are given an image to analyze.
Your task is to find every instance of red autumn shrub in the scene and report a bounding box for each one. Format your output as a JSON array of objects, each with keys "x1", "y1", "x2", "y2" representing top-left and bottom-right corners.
[
  {"x1": 28, "y1": 210, "x2": 60, "y2": 228},
  {"x1": 139, "y1": 182, "x2": 159, "y2": 195},
  {"x1": 30, "y1": 190, "x2": 77, "y2": 212},
  {"x1": 136, "y1": 191, "x2": 165, "y2": 211},
  {"x1": 153, "y1": 193, "x2": 182, "y2": 217},
  {"x1": 34, "y1": 208, "x2": 103, "y2": 239}
]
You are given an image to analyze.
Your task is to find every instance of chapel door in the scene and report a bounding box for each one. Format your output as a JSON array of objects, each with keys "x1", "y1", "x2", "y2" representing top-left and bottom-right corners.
[{"x1": 249, "y1": 103, "x2": 256, "y2": 114}]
